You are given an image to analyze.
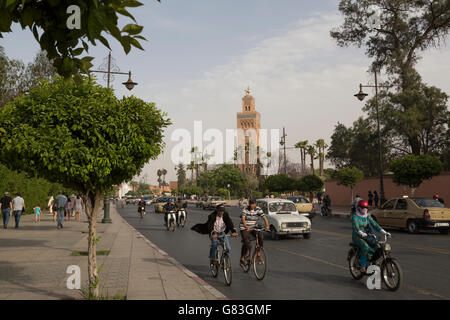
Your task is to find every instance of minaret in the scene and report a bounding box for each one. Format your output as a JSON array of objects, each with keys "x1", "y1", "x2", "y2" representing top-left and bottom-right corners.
[{"x1": 236, "y1": 87, "x2": 261, "y2": 177}]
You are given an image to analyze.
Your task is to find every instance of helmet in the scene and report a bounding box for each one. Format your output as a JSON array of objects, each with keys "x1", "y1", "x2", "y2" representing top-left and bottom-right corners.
[
  {"x1": 433, "y1": 194, "x2": 439, "y2": 200},
  {"x1": 357, "y1": 200, "x2": 369, "y2": 209},
  {"x1": 216, "y1": 204, "x2": 225, "y2": 212}
]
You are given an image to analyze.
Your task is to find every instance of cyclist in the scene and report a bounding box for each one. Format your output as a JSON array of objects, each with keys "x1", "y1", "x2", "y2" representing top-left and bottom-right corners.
[
  {"x1": 191, "y1": 204, "x2": 238, "y2": 266},
  {"x1": 352, "y1": 199, "x2": 391, "y2": 273},
  {"x1": 163, "y1": 199, "x2": 178, "y2": 226},
  {"x1": 240, "y1": 199, "x2": 270, "y2": 267}
]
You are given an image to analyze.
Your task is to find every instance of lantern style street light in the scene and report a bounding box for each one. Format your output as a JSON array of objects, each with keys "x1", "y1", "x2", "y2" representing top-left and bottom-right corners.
[
  {"x1": 91, "y1": 52, "x2": 138, "y2": 90},
  {"x1": 354, "y1": 67, "x2": 390, "y2": 205}
]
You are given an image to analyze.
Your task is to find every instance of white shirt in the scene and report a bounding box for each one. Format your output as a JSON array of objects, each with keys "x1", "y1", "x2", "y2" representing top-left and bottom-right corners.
[
  {"x1": 214, "y1": 216, "x2": 226, "y2": 233},
  {"x1": 12, "y1": 196, "x2": 24, "y2": 211}
]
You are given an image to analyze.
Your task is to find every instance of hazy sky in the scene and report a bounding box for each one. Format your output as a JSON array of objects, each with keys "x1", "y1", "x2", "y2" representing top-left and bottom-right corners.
[{"x1": 2, "y1": 0, "x2": 450, "y2": 184}]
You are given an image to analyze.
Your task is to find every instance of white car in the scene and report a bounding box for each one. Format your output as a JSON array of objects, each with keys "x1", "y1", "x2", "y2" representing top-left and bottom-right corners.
[{"x1": 256, "y1": 198, "x2": 312, "y2": 240}]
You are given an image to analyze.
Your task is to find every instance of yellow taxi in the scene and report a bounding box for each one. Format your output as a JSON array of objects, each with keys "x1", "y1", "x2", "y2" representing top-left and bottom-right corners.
[
  {"x1": 285, "y1": 196, "x2": 315, "y2": 220},
  {"x1": 371, "y1": 197, "x2": 450, "y2": 234}
]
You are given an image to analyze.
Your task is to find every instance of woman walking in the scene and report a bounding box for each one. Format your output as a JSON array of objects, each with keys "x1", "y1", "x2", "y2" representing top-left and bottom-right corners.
[
  {"x1": 74, "y1": 195, "x2": 83, "y2": 221},
  {"x1": 48, "y1": 195, "x2": 55, "y2": 222}
]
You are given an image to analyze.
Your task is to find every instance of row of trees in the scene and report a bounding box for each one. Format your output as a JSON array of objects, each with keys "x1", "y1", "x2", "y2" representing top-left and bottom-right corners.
[{"x1": 294, "y1": 139, "x2": 328, "y2": 177}]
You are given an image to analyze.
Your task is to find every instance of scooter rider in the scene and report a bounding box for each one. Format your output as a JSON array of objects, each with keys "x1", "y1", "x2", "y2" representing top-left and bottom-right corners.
[
  {"x1": 352, "y1": 200, "x2": 391, "y2": 273},
  {"x1": 137, "y1": 197, "x2": 146, "y2": 214},
  {"x1": 163, "y1": 199, "x2": 178, "y2": 225}
]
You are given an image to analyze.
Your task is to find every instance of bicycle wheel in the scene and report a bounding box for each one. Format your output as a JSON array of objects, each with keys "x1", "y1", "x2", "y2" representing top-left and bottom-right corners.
[
  {"x1": 253, "y1": 247, "x2": 267, "y2": 280},
  {"x1": 223, "y1": 252, "x2": 232, "y2": 286},
  {"x1": 210, "y1": 251, "x2": 219, "y2": 278},
  {"x1": 348, "y1": 252, "x2": 364, "y2": 280}
]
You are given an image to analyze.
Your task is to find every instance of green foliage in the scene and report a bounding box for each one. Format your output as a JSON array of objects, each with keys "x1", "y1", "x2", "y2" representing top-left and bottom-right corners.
[
  {"x1": 213, "y1": 164, "x2": 245, "y2": 196},
  {"x1": 334, "y1": 168, "x2": 364, "y2": 189},
  {"x1": 197, "y1": 170, "x2": 216, "y2": 195},
  {"x1": 0, "y1": 0, "x2": 159, "y2": 77},
  {"x1": 0, "y1": 76, "x2": 171, "y2": 196},
  {"x1": 252, "y1": 191, "x2": 263, "y2": 199},
  {"x1": 136, "y1": 183, "x2": 150, "y2": 195},
  {"x1": 389, "y1": 154, "x2": 443, "y2": 189},
  {"x1": 0, "y1": 163, "x2": 65, "y2": 211},
  {"x1": 263, "y1": 174, "x2": 297, "y2": 193},
  {"x1": 181, "y1": 185, "x2": 203, "y2": 196},
  {"x1": 297, "y1": 174, "x2": 324, "y2": 193},
  {"x1": 216, "y1": 188, "x2": 229, "y2": 199},
  {"x1": 327, "y1": 119, "x2": 392, "y2": 176}
]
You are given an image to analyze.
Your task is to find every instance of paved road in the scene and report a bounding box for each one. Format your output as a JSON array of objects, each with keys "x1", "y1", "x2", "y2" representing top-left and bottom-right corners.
[{"x1": 118, "y1": 204, "x2": 450, "y2": 300}]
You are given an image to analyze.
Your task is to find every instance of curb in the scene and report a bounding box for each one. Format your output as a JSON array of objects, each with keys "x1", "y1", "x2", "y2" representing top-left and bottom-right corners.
[{"x1": 114, "y1": 208, "x2": 228, "y2": 300}]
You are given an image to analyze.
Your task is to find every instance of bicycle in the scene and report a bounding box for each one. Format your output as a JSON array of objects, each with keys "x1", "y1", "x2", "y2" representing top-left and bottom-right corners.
[
  {"x1": 240, "y1": 228, "x2": 267, "y2": 281},
  {"x1": 210, "y1": 234, "x2": 233, "y2": 286}
]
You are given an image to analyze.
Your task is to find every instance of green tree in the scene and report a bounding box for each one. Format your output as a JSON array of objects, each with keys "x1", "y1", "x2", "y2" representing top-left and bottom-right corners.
[
  {"x1": 306, "y1": 145, "x2": 316, "y2": 174},
  {"x1": 0, "y1": 0, "x2": 159, "y2": 77},
  {"x1": 216, "y1": 188, "x2": 229, "y2": 199},
  {"x1": 243, "y1": 175, "x2": 259, "y2": 198},
  {"x1": 294, "y1": 140, "x2": 308, "y2": 174},
  {"x1": 331, "y1": 0, "x2": 450, "y2": 155},
  {"x1": 213, "y1": 164, "x2": 245, "y2": 197},
  {"x1": 297, "y1": 174, "x2": 324, "y2": 193},
  {"x1": 334, "y1": 168, "x2": 364, "y2": 202},
  {"x1": 263, "y1": 174, "x2": 297, "y2": 194},
  {"x1": 389, "y1": 154, "x2": 443, "y2": 196},
  {"x1": 197, "y1": 171, "x2": 216, "y2": 195},
  {"x1": 137, "y1": 183, "x2": 150, "y2": 195},
  {"x1": 0, "y1": 76, "x2": 170, "y2": 297},
  {"x1": 315, "y1": 139, "x2": 328, "y2": 177},
  {"x1": 176, "y1": 163, "x2": 186, "y2": 190}
]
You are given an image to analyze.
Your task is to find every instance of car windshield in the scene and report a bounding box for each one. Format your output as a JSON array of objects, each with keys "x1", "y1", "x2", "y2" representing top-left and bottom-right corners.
[
  {"x1": 269, "y1": 202, "x2": 297, "y2": 214},
  {"x1": 412, "y1": 198, "x2": 444, "y2": 208}
]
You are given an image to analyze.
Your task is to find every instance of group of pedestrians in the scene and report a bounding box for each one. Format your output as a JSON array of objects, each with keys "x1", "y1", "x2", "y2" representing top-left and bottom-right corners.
[
  {"x1": 0, "y1": 190, "x2": 85, "y2": 230},
  {"x1": 50, "y1": 191, "x2": 84, "y2": 229},
  {"x1": 0, "y1": 192, "x2": 26, "y2": 229}
]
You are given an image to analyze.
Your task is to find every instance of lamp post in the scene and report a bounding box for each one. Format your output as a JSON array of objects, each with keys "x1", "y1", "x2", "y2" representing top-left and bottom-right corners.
[
  {"x1": 354, "y1": 67, "x2": 390, "y2": 205},
  {"x1": 279, "y1": 127, "x2": 287, "y2": 175},
  {"x1": 90, "y1": 52, "x2": 137, "y2": 90},
  {"x1": 227, "y1": 184, "x2": 231, "y2": 201}
]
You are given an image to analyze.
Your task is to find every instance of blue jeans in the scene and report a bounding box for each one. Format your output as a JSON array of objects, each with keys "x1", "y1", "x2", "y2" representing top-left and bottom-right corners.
[
  {"x1": 2, "y1": 208, "x2": 10, "y2": 227},
  {"x1": 209, "y1": 233, "x2": 231, "y2": 259},
  {"x1": 57, "y1": 208, "x2": 65, "y2": 227},
  {"x1": 13, "y1": 210, "x2": 21, "y2": 228}
]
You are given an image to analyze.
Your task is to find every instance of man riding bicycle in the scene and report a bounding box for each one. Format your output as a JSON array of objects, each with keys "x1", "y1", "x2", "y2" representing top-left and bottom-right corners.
[
  {"x1": 240, "y1": 199, "x2": 270, "y2": 267},
  {"x1": 163, "y1": 199, "x2": 178, "y2": 226},
  {"x1": 191, "y1": 204, "x2": 238, "y2": 266}
]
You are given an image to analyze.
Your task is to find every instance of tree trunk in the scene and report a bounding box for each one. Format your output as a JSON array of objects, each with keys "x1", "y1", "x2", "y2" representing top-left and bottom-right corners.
[
  {"x1": 310, "y1": 154, "x2": 314, "y2": 174},
  {"x1": 85, "y1": 190, "x2": 101, "y2": 298}
]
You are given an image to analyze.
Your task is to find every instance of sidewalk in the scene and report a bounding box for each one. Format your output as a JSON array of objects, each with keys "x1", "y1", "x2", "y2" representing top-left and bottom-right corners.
[{"x1": 0, "y1": 205, "x2": 223, "y2": 300}]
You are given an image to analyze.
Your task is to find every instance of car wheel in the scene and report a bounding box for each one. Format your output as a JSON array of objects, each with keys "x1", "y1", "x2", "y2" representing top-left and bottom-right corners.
[
  {"x1": 270, "y1": 226, "x2": 278, "y2": 240},
  {"x1": 303, "y1": 233, "x2": 311, "y2": 239},
  {"x1": 438, "y1": 228, "x2": 449, "y2": 235},
  {"x1": 407, "y1": 220, "x2": 419, "y2": 234}
]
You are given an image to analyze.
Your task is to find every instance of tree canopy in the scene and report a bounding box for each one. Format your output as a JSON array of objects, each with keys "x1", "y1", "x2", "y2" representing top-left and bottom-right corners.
[
  {"x1": 0, "y1": 0, "x2": 160, "y2": 77},
  {"x1": 389, "y1": 154, "x2": 443, "y2": 191}
]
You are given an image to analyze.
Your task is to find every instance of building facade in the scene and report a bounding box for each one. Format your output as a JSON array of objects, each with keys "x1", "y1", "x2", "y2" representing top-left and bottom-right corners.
[{"x1": 236, "y1": 87, "x2": 261, "y2": 177}]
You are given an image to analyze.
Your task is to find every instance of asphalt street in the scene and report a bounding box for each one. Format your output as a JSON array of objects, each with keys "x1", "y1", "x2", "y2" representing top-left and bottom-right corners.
[{"x1": 118, "y1": 204, "x2": 450, "y2": 300}]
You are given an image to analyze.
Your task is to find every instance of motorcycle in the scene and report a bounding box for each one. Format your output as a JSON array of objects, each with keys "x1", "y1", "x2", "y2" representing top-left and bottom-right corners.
[
  {"x1": 177, "y1": 208, "x2": 187, "y2": 228},
  {"x1": 138, "y1": 205, "x2": 146, "y2": 219},
  {"x1": 348, "y1": 233, "x2": 403, "y2": 291},
  {"x1": 167, "y1": 211, "x2": 176, "y2": 232}
]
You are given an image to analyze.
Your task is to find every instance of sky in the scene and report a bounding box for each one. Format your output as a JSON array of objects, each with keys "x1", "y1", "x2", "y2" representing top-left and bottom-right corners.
[{"x1": 2, "y1": 0, "x2": 450, "y2": 185}]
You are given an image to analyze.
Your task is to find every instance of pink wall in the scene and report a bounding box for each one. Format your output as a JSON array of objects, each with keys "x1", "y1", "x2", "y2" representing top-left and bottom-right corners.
[{"x1": 324, "y1": 172, "x2": 450, "y2": 206}]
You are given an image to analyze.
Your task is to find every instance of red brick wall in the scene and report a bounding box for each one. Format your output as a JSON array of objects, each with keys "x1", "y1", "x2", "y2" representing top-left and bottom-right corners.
[{"x1": 324, "y1": 172, "x2": 450, "y2": 206}]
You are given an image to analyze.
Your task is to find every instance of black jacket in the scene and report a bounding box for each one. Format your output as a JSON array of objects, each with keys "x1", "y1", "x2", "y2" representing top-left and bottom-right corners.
[{"x1": 191, "y1": 211, "x2": 236, "y2": 236}]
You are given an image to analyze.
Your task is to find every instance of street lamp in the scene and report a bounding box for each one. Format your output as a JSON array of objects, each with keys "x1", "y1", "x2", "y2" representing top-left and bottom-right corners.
[
  {"x1": 354, "y1": 67, "x2": 390, "y2": 205},
  {"x1": 279, "y1": 127, "x2": 287, "y2": 175},
  {"x1": 227, "y1": 184, "x2": 231, "y2": 200},
  {"x1": 91, "y1": 52, "x2": 138, "y2": 90}
]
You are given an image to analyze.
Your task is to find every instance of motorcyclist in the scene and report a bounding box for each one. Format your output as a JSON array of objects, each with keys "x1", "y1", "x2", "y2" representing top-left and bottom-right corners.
[
  {"x1": 352, "y1": 200, "x2": 391, "y2": 273},
  {"x1": 322, "y1": 194, "x2": 331, "y2": 215},
  {"x1": 137, "y1": 197, "x2": 146, "y2": 214},
  {"x1": 176, "y1": 201, "x2": 188, "y2": 225},
  {"x1": 163, "y1": 199, "x2": 178, "y2": 226}
]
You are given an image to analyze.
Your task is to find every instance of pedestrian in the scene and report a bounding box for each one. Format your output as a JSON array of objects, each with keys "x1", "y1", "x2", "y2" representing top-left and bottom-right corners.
[
  {"x1": 12, "y1": 193, "x2": 25, "y2": 229},
  {"x1": 54, "y1": 191, "x2": 68, "y2": 229},
  {"x1": 74, "y1": 195, "x2": 83, "y2": 221},
  {"x1": 34, "y1": 205, "x2": 41, "y2": 223},
  {"x1": 309, "y1": 192, "x2": 314, "y2": 203},
  {"x1": 48, "y1": 195, "x2": 55, "y2": 221},
  {"x1": 373, "y1": 191, "x2": 379, "y2": 208},
  {"x1": 0, "y1": 192, "x2": 13, "y2": 229},
  {"x1": 65, "y1": 195, "x2": 71, "y2": 221},
  {"x1": 70, "y1": 194, "x2": 76, "y2": 217},
  {"x1": 317, "y1": 191, "x2": 322, "y2": 205},
  {"x1": 368, "y1": 191, "x2": 374, "y2": 208}
]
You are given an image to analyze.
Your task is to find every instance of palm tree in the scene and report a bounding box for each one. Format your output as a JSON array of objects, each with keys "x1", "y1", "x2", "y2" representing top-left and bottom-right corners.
[
  {"x1": 306, "y1": 145, "x2": 316, "y2": 174},
  {"x1": 315, "y1": 139, "x2": 328, "y2": 177},
  {"x1": 187, "y1": 161, "x2": 195, "y2": 182},
  {"x1": 201, "y1": 152, "x2": 211, "y2": 172},
  {"x1": 162, "y1": 168, "x2": 168, "y2": 187},
  {"x1": 295, "y1": 140, "x2": 308, "y2": 174},
  {"x1": 157, "y1": 169, "x2": 162, "y2": 187}
]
